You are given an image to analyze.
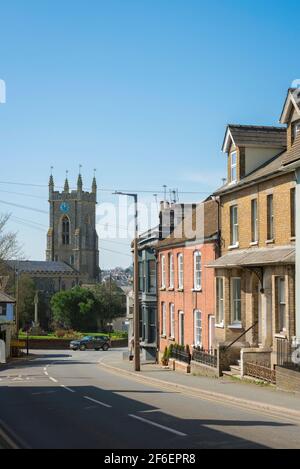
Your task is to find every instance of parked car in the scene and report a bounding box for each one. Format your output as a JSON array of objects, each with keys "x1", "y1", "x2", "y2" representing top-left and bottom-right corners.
[{"x1": 70, "y1": 335, "x2": 111, "y2": 351}]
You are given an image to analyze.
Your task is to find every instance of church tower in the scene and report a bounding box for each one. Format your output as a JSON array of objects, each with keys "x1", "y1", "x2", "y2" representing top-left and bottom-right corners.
[{"x1": 46, "y1": 171, "x2": 99, "y2": 282}]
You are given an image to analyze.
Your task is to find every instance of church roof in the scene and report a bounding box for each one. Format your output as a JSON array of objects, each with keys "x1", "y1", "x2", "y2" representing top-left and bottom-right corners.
[{"x1": 7, "y1": 261, "x2": 79, "y2": 275}]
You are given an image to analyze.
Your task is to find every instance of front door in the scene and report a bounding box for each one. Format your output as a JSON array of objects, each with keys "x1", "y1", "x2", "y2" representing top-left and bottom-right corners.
[{"x1": 179, "y1": 311, "x2": 184, "y2": 346}]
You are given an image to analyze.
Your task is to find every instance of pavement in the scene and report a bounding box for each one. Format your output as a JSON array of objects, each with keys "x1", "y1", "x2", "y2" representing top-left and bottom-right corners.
[
  {"x1": 0, "y1": 348, "x2": 300, "y2": 449},
  {"x1": 100, "y1": 351, "x2": 300, "y2": 417}
]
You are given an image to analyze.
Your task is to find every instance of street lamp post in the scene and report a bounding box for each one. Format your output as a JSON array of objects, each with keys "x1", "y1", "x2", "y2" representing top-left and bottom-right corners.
[{"x1": 114, "y1": 191, "x2": 140, "y2": 371}]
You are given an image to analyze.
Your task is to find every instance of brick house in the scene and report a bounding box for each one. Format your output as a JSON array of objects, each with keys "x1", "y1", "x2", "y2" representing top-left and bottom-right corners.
[
  {"x1": 157, "y1": 199, "x2": 218, "y2": 356},
  {"x1": 208, "y1": 90, "x2": 300, "y2": 372}
]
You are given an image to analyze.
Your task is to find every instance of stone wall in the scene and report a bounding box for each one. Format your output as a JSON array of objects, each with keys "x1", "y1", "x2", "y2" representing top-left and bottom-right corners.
[
  {"x1": 240, "y1": 347, "x2": 272, "y2": 376},
  {"x1": 191, "y1": 360, "x2": 219, "y2": 378},
  {"x1": 276, "y1": 366, "x2": 300, "y2": 394}
]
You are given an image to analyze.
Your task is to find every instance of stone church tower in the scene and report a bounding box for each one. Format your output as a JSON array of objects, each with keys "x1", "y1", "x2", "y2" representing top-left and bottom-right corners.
[{"x1": 46, "y1": 172, "x2": 100, "y2": 282}]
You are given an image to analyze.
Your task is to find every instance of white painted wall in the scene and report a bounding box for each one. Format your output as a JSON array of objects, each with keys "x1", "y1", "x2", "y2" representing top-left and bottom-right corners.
[{"x1": 245, "y1": 147, "x2": 284, "y2": 176}]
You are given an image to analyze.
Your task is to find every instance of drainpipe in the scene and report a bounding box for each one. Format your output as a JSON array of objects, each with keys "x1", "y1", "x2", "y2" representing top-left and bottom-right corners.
[{"x1": 212, "y1": 196, "x2": 221, "y2": 258}]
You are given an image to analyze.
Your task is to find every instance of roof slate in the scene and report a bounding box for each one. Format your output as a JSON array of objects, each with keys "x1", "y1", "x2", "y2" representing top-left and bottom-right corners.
[
  {"x1": 7, "y1": 261, "x2": 78, "y2": 274},
  {"x1": 207, "y1": 246, "x2": 295, "y2": 268},
  {"x1": 226, "y1": 125, "x2": 286, "y2": 150}
]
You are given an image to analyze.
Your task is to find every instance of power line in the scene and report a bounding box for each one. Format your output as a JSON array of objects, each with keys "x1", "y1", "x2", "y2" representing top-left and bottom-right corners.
[
  {"x1": 0, "y1": 199, "x2": 48, "y2": 214},
  {"x1": 0, "y1": 180, "x2": 211, "y2": 195},
  {"x1": 100, "y1": 247, "x2": 132, "y2": 257}
]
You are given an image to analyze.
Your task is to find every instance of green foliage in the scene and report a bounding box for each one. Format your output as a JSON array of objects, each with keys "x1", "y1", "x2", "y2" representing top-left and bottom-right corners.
[
  {"x1": 50, "y1": 287, "x2": 98, "y2": 331},
  {"x1": 91, "y1": 281, "x2": 126, "y2": 329}
]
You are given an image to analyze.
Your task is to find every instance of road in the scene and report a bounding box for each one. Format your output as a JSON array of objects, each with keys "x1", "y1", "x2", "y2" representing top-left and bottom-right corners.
[{"x1": 0, "y1": 349, "x2": 300, "y2": 449}]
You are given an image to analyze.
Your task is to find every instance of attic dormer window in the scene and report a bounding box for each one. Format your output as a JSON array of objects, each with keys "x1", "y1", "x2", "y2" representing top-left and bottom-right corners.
[
  {"x1": 230, "y1": 151, "x2": 237, "y2": 182},
  {"x1": 293, "y1": 121, "x2": 300, "y2": 142}
]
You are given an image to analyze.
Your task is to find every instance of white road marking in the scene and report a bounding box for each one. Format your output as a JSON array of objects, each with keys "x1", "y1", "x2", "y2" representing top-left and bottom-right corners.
[
  {"x1": 49, "y1": 377, "x2": 58, "y2": 383},
  {"x1": 83, "y1": 396, "x2": 112, "y2": 408},
  {"x1": 43, "y1": 368, "x2": 47, "y2": 371},
  {"x1": 60, "y1": 385, "x2": 75, "y2": 393},
  {"x1": 128, "y1": 414, "x2": 187, "y2": 437},
  {"x1": 44, "y1": 372, "x2": 48, "y2": 376}
]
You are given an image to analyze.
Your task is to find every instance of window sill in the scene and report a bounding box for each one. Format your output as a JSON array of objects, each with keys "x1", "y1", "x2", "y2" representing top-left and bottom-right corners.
[
  {"x1": 167, "y1": 287, "x2": 175, "y2": 291},
  {"x1": 160, "y1": 287, "x2": 166, "y2": 291},
  {"x1": 228, "y1": 243, "x2": 239, "y2": 250},
  {"x1": 160, "y1": 334, "x2": 167, "y2": 339},
  {"x1": 250, "y1": 241, "x2": 258, "y2": 246},
  {"x1": 274, "y1": 332, "x2": 287, "y2": 339},
  {"x1": 215, "y1": 322, "x2": 224, "y2": 329},
  {"x1": 265, "y1": 239, "x2": 275, "y2": 245},
  {"x1": 228, "y1": 323, "x2": 243, "y2": 330},
  {"x1": 192, "y1": 288, "x2": 202, "y2": 293},
  {"x1": 176, "y1": 288, "x2": 184, "y2": 293},
  {"x1": 290, "y1": 237, "x2": 296, "y2": 242},
  {"x1": 168, "y1": 336, "x2": 175, "y2": 342}
]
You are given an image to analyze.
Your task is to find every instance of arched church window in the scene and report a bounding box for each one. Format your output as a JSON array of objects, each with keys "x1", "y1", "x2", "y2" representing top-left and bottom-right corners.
[{"x1": 62, "y1": 216, "x2": 70, "y2": 245}]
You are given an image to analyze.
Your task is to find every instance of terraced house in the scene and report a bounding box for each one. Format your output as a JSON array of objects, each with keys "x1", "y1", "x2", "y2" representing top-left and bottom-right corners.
[
  {"x1": 209, "y1": 88, "x2": 300, "y2": 376},
  {"x1": 157, "y1": 199, "x2": 218, "y2": 357}
]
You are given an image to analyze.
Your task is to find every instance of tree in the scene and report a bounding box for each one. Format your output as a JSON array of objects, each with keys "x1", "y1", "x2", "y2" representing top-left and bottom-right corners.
[
  {"x1": 92, "y1": 281, "x2": 126, "y2": 330},
  {"x1": 17, "y1": 275, "x2": 36, "y2": 328},
  {"x1": 0, "y1": 214, "x2": 22, "y2": 266},
  {"x1": 50, "y1": 287, "x2": 98, "y2": 331}
]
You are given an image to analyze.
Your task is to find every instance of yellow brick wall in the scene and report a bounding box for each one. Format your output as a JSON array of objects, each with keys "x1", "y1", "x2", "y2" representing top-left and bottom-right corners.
[{"x1": 220, "y1": 172, "x2": 296, "y2": 253}]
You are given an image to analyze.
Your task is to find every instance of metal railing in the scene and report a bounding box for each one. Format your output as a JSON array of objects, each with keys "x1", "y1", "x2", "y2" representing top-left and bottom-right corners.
[
  {"x1": 192, "y1": 348, "x2": 217, "y2": 368},
  {"x1": 170, "y1": 348, "x2": 191, "y2": 364},
  {"x1": 245, "y1": 362, "x2": 276, "y2": 384},
  {"x1": 224, "y1": 321, "x2": 258, "y2": 350},
  {"x1": 276, "y1": 337, "x2": 300, "y2": 372}
]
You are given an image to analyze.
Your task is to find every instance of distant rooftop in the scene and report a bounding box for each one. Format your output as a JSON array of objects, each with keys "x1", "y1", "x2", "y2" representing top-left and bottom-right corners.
[{"x1": 7, "y1": 261, "x2": 78, "y2": 275}]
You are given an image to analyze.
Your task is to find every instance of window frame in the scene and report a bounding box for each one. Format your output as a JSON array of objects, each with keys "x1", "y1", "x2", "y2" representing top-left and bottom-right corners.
[
  {"x1": 267, "y1": 194, "x2": 274, "y2": 241},
  {"x1": 277, "y1": 277, "x2": 286, "y2": 333},
  {"x1": 231, "y1": 277, "x2": 242, "y2": 324},
  {"x1": 169, "y1": 254, "x2": 174, "y2": 289},
  {"x1": 230, "y1": 151, "x2": 237, "y2": 182},
  {"x1": 161, "y1": 303, "x2": 167, "y2": 336},
  {"x1": 290, "y1": 188, "x2": 296, "y2": 238},
  {"x1": 194, "y1": 310, "x2": 202, "y2": 347},
  {"x1": 230, "y1": 205, "x2": 239, "y2": 246},
  {"x1": 161, "y1": 255, "x2": 166, "y2": 288},
  {"x1": 216, "y1": 277, "x2": 224, "y2": 325},
  {"x1": 251, "y1": 198, "x2": 258, "y2": 243},
  {"x1": 193, "y1": 251, "x2": 202, "y2": 291},
  {"x1": 170, "y1": 303, "x2": 175, "y2": 339},
  {"x1": 178, "y1": 253, "x2": 184, "y2": 290}
]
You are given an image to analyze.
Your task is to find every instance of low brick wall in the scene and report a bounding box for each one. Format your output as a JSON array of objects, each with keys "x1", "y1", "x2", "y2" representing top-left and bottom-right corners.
[
  {"x1": 27, "y1": 338, "x2": 127, "y2": 350},
  {"x1": 174, "y1": 359, "x2": 190, "y2": 374},
  {"x1": 276, "y1": 366, "x2": 300, "y2": 394},
  {"x1": 191, "y1": 360, "x2": 219, "y2": 378}
]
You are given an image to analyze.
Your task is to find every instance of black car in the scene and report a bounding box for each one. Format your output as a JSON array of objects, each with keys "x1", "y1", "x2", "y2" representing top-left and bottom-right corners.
[{"x1": 70, "y1": 335, "x2": 111, "y2": 351}]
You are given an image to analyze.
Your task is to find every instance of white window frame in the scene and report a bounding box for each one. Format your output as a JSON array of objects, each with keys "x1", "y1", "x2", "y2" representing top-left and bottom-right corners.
[
  {"x1": 193, "y1": 251, "x2": 202, "y2": 291},
  {"x1": 169, "y1": 254, "x2": 174, "y2": 289},
  {"x1": 178, "y1": 253, "x2": 184, "y2": 290},
  {"x1": 216, "y1": 277, "x2": 224, "y2": 325},
  {"x1": 170, "y1": 304, "x2": 175, "y2": 339},
  {"x1": 277, "y1": 277, "x2": 286, "y2": 333},
  {"x1": 230, "y1": 151, "x2": 237, "y2": 182},
  {"x1": 251, "y1": 198, "x2": 258, "y2": 243},
  {"x1": 230, "y1": 205, "x2": 239, "y2": 246},
  {"x1": 161, "y1": 303, "x2": 167, "y2": 336},
  {"x1": 267, "y1": 194, "x2": 274, "y2": 241},
  {"x1": 194, "y1": 310, "x2": 202, "y2": 347},
  {"x1": 294, "y1": 122, "x2": 300, "y2": 139},
  {"x1": 161, "y1": 255, "x2": 166, "y2": 288},
  {"x1": 231, "y1": 277, "x2": 241, "y2": 324}
]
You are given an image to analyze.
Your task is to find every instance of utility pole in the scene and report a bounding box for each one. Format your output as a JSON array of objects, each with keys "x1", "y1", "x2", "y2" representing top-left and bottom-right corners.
[
  {"x1": 15, "y1": 266, "x2": 20, "y2": 338},
  {"x1": 114, "y1": 191, "x2": 140, "y2": 371}
]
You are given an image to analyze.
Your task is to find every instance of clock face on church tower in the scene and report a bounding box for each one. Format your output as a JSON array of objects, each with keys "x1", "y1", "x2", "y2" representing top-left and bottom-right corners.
[{"x1": 60, "y1": 202, "x2": 70, "y2": 214}]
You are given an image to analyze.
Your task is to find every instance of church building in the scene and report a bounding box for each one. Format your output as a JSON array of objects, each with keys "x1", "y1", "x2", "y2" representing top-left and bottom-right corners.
[{"x1": 46, "y1": 172, "x2": 100, "y2": 283}]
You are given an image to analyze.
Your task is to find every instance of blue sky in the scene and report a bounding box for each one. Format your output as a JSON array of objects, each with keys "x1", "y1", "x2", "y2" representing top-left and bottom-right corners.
[{"x1": 0, "y1": 0, "x2": 299, "y2": 268}]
